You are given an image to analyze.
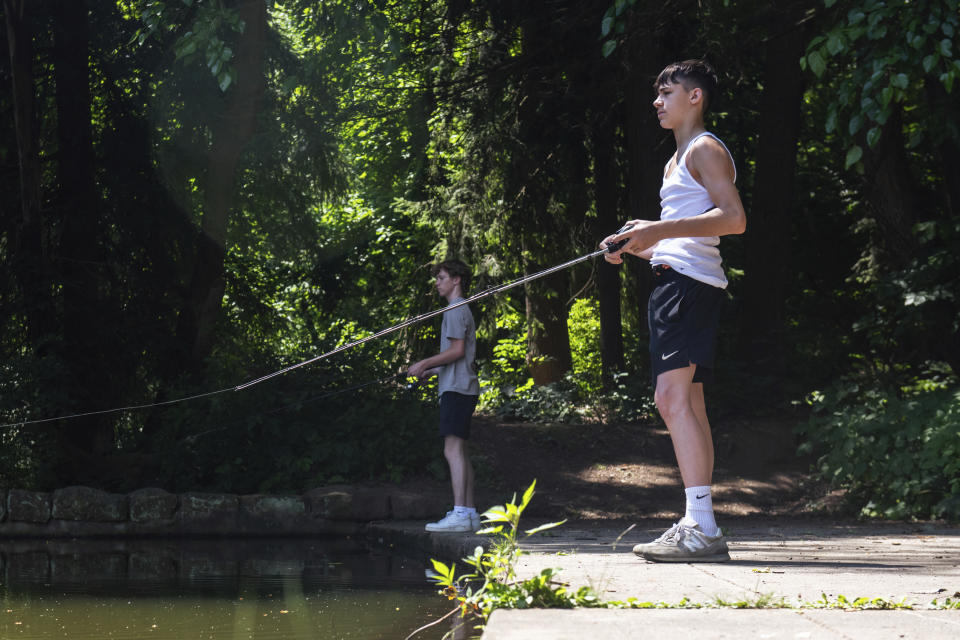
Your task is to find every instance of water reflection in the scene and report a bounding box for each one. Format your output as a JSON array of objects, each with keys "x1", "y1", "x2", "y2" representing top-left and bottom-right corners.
[{"x1": 0, "y1": 537, "x2": 464, "y2": 640}]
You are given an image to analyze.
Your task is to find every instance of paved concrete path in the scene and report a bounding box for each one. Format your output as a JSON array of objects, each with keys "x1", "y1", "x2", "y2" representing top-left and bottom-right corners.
[
  {"x1": 484, "y1": 517, "x2": 960, "y2": 639},
  {"x1": 369, "y1": 517, "x2": 960, "y2": 638}
]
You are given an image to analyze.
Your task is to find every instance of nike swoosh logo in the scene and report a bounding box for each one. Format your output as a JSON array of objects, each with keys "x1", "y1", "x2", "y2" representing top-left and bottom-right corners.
[
  {"x1": 661, "y1": 350, "x2": 679, "y2": 360},
  {"x1": 696, "y1": 493, "x2": 709, "y2": 500}
]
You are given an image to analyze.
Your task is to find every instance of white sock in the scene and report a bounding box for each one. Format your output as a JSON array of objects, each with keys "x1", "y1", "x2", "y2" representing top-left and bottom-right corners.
[
  {"x1": 453, "y1": 505, "x2": 470, "y2": 516},
  {"x1": 684, "y1": 486, "x2": 720, "y2": 536}
]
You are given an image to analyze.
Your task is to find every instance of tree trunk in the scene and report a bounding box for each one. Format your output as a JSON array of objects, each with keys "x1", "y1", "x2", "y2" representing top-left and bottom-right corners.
[
  {"x1": 4, "y1": 0, "x2": 50, "y2": 341},
  {"x1": 621, "y1": 41, "x2": 665, "y2": 375},
  {"x1": 177, "y1": 0, "x2": 267, "y2": 370},
  {"x1": 737, "y1": 14, "x2": 806, "y2": 368},
  {"x1": 925, "y1": 81, "x2": 960, "y2": 219},
  {"x1": 512, "y1": 5, "x2": 574, "y2": 386},
  {"x1": 51, "y1": 0, "x2": 117, "y2": 461},
  {"x1": 591, "y1": 105, "x2": 626, "y2": 384},
  {"x1": 862, "y1": 108, "x2": 919, "y2": 269}
]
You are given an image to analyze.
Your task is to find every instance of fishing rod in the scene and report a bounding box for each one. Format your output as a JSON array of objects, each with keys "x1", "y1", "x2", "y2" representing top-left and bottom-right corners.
[
  {"x1": 0, "y1": 231, "x2": 631, "y2": 428},
  {"x1": 233, "y1": 233, "x2": 631, "y2": 390}
]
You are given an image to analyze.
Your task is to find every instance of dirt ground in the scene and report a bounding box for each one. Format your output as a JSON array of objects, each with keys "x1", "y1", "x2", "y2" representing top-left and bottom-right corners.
[{"x1": 451, "y1": 414, "x2": 827, "y2": 522}]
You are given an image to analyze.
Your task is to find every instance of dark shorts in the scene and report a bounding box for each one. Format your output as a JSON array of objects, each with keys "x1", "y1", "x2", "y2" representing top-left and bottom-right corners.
[
  {"x1": 438, "y1": 392, "x2": 479, "y2": 439},
  {"x1": 648, "y1": 264, "x2": 723, "y2": 387}
]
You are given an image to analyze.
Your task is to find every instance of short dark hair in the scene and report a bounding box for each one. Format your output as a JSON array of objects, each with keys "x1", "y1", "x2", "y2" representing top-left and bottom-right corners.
[
  {"x1": 655, "y1": 59, "x2": 718, "y2": 113},
  {"x1": 432, "y1": 259, "x2": 472, "y2": 293}
]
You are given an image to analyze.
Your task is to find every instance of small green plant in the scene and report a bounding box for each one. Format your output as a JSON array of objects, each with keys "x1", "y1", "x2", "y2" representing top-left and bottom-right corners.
[
  {"x1": 806, "y1": 593, "x2": 913, "y2": 610},
  {"x1": 423, "y1": 481, "x2": 601, "y2": 637}
]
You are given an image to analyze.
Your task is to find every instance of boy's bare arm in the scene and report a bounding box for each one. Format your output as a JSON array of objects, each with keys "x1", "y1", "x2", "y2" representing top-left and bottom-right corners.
[
  {"x1": 602, "y1": 138, "x2": 746, "y2": 263},
  {"x1": 408, "y1": 338, "x2": 465, "y2": 379}
]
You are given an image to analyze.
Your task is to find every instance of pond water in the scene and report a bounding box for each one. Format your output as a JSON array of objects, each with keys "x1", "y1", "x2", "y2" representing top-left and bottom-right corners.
[{"x1": 0, "y1": 537, "x2": 472, "y2": 639}]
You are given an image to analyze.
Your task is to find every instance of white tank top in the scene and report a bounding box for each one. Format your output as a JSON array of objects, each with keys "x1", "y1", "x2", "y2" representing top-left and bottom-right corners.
[{"x1": 651, "y1": 131, "x2": 736, "y2": 289}]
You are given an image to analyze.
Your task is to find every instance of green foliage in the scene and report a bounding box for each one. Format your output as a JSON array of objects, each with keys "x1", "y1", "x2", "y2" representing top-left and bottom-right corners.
[
  {"x1": 807, "y1": 593, "x2": 913, "y2": 610},
  {"x1": 802, "y1": 0, "x2": 960, "y2": 166},
  {"x1": 428, "y1": 480, "x2": 594, "y2": 634},
  {"x1": 567, "y1": 299, "x2": 602, "y2": 396},
  {"x1": 847, "y1": 218, "x2": 960, "y2": 370},
  {"x1": 477, "y1": 308, "x2": 532, "y2": 410},
  {"x1": 147, "y1": 357, "x2": 439, "y2": 493},
  {"x1": 491, "y1": 376, "x2": 583, "y2": 423},
  {"x1": 797, "y1": 377, "x2": 960, "y2": 521},
  {"x1": 599, "y1": 0, "x2": 639, "y2": 58},
  {"x1": 132, "y1": 0, "x2": 244, "y2": 91},
  {"x1": 478, "y1": 303, "x2": 654, "y2": 424}
]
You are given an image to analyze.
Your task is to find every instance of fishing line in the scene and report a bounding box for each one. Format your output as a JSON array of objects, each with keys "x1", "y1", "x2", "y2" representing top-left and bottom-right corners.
[
  {"x1": 0, "y1": 233, "x2": 630, "y2": 430},
  {"x1": 182, "y1": 371, "x2": 409, "y2": 443}
]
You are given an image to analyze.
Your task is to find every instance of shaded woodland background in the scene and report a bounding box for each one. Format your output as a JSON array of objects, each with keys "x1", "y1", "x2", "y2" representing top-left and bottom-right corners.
[{"x1": 1, "y1": 0, "x2": 958, "y2": 519}]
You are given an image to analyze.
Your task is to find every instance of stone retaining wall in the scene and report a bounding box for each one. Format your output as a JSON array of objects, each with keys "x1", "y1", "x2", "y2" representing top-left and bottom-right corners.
[{"x1": 0, "y1": 485, "x2": 446, "y2": 538}]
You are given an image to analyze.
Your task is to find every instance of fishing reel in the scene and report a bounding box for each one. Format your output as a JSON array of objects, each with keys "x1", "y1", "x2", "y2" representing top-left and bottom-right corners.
[{"x1": 604, "y1": 223, "x2": 634, "y2": 253}]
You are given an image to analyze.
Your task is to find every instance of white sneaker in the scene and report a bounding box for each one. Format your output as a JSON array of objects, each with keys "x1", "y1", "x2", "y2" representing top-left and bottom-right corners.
[
  {"x1": 425, "y1": 510, "x2": 473, "y2": 533},
  {"x1": 470, "y1": 512, "x2": 482, "y2": 531},
  {"x1": 633, "y1": 518, "x2": 729, "y2": 563}
]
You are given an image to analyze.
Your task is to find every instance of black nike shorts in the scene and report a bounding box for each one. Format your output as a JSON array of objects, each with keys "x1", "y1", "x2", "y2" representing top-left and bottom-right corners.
[
  {"x1": 647, "y1": 264, "x2": 724, "y2": 387},
  {"x1": 438, "y1": 391, "x2": 479, "y2": 439}
]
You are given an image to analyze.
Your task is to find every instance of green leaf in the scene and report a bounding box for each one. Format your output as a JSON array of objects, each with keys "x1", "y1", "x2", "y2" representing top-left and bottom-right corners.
[
  {"x1": 484, "y1": 506, "x2": 510, "y2": 522},
  {"x1": 891, "y1": 73, "x2": 909, "y2": 90},
  {"x1": 827, "y1": 33, "x2": 844, "y2": 55},
  {"x1": 521, "y1": 480, "x2": 537, "y2": 511},
  {"x1": 601, "y1": 16, "x2": 614, "y2": 37},
  {"x1": 218, "y1": 69, "x2": 234, "y2": 92},
  {"x1": 525, "y1": 519, "x2": 567, "y2": 536},
  {"x1": 866, "y1": 126, "x2": 882, "y2": 148},
  {"x1": 880, "y1": 86, "x2": 893, "y2": 107},
  {"x1": 940, "y1": 38, "x2": 953, "y2": 57},
  {"x1": 845, "y1": 145, "x2": 863, "y2": 169},
  {"x1": 601, "y1": 39, "x2": 617, "y2": 58},
  {"x1": 476, "y1": 525, "x2": 503, "y2": 535},
  {"x1": 848, "y1": 114, "x2": 863, "y2": 135},
  {"x1": 430, "y1": 558, "x2": 453, "y2": 582},
  {"x1": 808, "y1": 50, "x2": 827, "y2": 77},
  {"x1": 923, "y1": 53, "x2": 939, "y2": 72},
  {"x1": 847, "y1": 9, "x2": 866, "y2": 25}
]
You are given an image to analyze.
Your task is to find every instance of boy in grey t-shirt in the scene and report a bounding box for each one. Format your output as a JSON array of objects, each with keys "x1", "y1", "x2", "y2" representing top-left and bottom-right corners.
[{"x1": 407, "y1": 259, "x2": 481, "y2": 533}]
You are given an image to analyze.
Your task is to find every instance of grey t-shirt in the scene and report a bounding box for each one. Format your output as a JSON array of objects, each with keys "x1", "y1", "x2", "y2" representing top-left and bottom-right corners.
[{"x1": 437, "y1": 298, "x2": 480, "y2": 396}]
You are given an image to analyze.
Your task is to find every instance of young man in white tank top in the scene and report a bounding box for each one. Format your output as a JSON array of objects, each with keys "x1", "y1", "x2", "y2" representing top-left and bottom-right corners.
[{"x1": 601, "y1": 60, "x2": 746, "y2": 562}]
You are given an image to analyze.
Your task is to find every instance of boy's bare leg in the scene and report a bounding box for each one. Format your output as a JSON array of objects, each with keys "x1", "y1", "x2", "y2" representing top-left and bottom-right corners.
[
  {"x1": 650, "y1": 364, "x2": 722, "y2": 540},
  {"x1": 465, "y1": 448, "x2": 475, "y2": 509},
  {"x1": 443, "y1": 435, "x2": 473, "y2": 507},
  {"x1": 690, "y1": 381, "x2": 714, "y2": 481},
  {"x1": 654, "y1": 365, "x2": 712, "y2": 487}
]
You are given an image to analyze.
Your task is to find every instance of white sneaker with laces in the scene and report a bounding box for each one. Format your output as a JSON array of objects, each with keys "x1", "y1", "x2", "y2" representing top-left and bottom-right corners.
[
  {"x1": 425, "y1": 510, "x2": 473, "y2": 533},
  {"x1": 632, "y1": 521, "x2": 683, "y2": 556},
  {"x1": 634, "y1": 517, "x2": 730, "y2": 563}
]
